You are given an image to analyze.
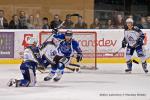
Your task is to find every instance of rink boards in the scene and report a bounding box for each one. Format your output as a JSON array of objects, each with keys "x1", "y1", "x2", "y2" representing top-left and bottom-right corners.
[{"x1": 0, "y1": 29, "x2": 150, "y2": 64}]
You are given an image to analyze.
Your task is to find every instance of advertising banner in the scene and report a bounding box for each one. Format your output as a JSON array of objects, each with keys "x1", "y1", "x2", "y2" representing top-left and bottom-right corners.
[
  {"x1": 0, "y1": 32, "x2": 14, "y2": 58},
  {"x1": 0, "y1": 29, "x2": 150, "y2": 63}
]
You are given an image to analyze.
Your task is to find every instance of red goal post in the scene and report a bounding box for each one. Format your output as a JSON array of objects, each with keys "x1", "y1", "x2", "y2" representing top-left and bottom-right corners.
[{"x1": 39, "y1": 30, "x2": 97, "y2": 69}]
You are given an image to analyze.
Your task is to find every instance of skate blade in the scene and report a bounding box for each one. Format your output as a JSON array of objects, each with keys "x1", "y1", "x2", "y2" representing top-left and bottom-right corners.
[
  {"x1": 125, "y1": 71, "x2": 132, "y2": 74},
  {"x1": 44, "y1": 77, "x2": 52, "y2": 81},
  {"x1": 53, "y1": 78, "x2": 61, "y2": 82},
  {"x1": 144, "y1": 70, "x2": 148, "y2": 74}
]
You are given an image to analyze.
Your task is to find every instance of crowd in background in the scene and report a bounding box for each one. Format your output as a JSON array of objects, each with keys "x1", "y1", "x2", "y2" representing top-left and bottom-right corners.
[{"x1": 0, "y1": 10, "x2": 150, "y2": 29}]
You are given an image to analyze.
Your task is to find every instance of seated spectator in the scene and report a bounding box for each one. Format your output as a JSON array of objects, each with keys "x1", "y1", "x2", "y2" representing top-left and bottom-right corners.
[
  {"x1": 42, "y1": 17, "x2": 49, "y2": 29},
  {"x1": 105, "y1": 19, "x2": 114, "y2": 29},
  {"x1": 27, "y1": 15, "x2": 35, "y2": 29},
  {"x1": 63, "y1": 14, "x2": 74, "y2": 29},
  {"x1": 137, "y1": 17, "x2": 148, "y2": 29},
  {"x1": 75, "y1": 16, "x2": 87, "y2": 29},
  {"x1": 50, "y1": 14, "x2": 62, "y2": 29},
  {"x1": 113, "y1": 14, "x2": 124, "y2": 29},
  {"x1": 9, "y1": 14, "x2": 20, "y2": 29},
  {"x1": 147, "y1": 16, "x2": 150, "y2": 29},
  {"x1": 0, "y1": 10, "x2": 8, "y2": 29},
  {"x1": 19, "y1": 11, "x2": 28, "y2": 29},
  {"x1": 90, "y1": 18, "x2": 101, "y2": 29}
]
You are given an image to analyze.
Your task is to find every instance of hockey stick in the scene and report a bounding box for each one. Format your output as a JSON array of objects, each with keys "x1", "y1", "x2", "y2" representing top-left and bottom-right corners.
[
  {"x1": 37, "y1": 63, "x2": 80, "y2": 74},
  {"x1": 113, "y1": 47, "x2": 139, "y2": 64},
  {"x1": 104, "y1": 47, "x2": 123, "y2": 56},
  {"x1": 69, "y1": 63, "x2": 80, "y2": 67},
  {"x1": 132, "y1": 59, "x2": 139, "y2": 64},
  {"x1": 37, "y1": 56, "x2": 81, "y2": 74},
  {"x1": 42, "y1": 21, "x2": 65, "y2": 44},
  {"x1": 113, "y1": 47, "x2": 123, "y2": 55},
  {"x1": 65, "y1": 63, "x2": 80, "y2": 72},
  {"x1": 42, "y1": 13, "x2": 80, "y2": 44}
]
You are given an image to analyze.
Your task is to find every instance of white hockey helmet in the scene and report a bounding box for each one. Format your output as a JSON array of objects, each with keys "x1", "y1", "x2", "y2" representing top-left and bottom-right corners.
[
  {"x1": 27, "y1": 37, "x2": 38, "y2": 45},
  {"x1": 126, "y1": 18, "x2": 134, "y2": 23}
]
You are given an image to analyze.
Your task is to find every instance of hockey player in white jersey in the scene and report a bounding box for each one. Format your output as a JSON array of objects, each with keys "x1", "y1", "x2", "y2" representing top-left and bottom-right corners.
[
  {"x1": 43, "y1": 30, "x2": 83, "y2": 82},
  {"x1": 7, "y1": 37, "x2": 43, "y2": 87},
  {"x1": 122, "y1": 18, "x2": 148, "y2": 73}
]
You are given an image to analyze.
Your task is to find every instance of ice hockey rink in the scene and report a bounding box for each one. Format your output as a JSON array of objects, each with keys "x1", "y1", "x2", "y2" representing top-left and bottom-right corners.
[{"x1": 0, "y1": 63, "x2": 150, "y2": 100}]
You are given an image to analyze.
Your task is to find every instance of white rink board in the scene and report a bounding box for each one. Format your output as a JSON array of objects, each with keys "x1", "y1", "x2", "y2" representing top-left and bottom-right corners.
[
  {"x1": 0, "y1": 64, "x2": 150, "y2": 100},
  {"x1": 0, "y1": 29, "x2": 150, "y2": 63}
]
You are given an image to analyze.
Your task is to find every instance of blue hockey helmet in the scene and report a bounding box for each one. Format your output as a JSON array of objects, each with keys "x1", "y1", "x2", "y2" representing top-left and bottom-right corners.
[{"x1": 65, "y1": 30, "x2": 73, "y2": 37}]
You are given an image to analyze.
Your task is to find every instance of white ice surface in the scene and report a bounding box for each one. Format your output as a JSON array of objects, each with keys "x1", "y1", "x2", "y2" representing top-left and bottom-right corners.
[{"x1": 0, "y1": 63, "x2": 150, "y2": 100}]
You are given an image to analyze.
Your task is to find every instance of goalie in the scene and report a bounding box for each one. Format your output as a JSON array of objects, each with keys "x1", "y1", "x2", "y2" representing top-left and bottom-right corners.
[
  {"x1": 43, "y1": 30, "x2": 83, "y2": 82},
  {"x1": 122, "y1": 18, "x2": 148, "y2": 73},
  {"x1": 7, "y1": 37, "x2": 43, "y2": 87}
]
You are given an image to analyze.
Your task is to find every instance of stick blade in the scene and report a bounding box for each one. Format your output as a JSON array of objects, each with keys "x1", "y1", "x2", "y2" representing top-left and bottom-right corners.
[{"x1": 132, "y1": 59, "x2": 139, "y2": 64}]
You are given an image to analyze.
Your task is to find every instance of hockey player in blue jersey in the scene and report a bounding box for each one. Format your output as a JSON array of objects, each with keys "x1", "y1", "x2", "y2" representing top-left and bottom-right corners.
[
  {"x1": 44, "y1": 30, "x2": 83, "y2": 82},
  {"x1": 8, "y1": 37, "x2": 43, "y2": 87},
  {"x1": 122, "y1": 18, "x2": 148, "y2": 73}
]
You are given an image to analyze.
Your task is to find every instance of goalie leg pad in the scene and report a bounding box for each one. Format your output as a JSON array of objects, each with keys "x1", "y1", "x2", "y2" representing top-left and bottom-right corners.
[{"x1": 20, "y1": 62, "x2": 37, "y2": 87}]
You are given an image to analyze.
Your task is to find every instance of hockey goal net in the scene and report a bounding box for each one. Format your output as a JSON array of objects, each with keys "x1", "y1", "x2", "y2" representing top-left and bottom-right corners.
[{"x1": 39, "y1": 31, "x2": 97, "y2": 69}]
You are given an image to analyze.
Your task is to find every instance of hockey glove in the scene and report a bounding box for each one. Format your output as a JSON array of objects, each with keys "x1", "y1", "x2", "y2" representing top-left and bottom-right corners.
[
  {"x1": 135, "y1": 37, "x2": 143, "y2": 47},
  {"x1": 52, "y1": 28, "x2": 58, "y2": 34},
  {"x1": 76, "y1": 53, "x2": 83, "y2": 62},
  {"x1": 122, "y1": 40, "x2": 127, "y2": 48}
]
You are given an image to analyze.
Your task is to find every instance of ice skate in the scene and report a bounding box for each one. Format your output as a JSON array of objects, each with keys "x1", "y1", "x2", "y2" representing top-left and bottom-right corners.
[
  {"x1": 7, "y1": 78, "x2": 16, "y2": 87},
  {"x1": 125, "y1": 69, "x2": 132, "y2": 73},
  {"x1": 142, "y1": 62, "x2": 148, "y2": 73},
  {"x1": 44, "y1": 73, "x2": 55, "y2": 81},
  {"x1": 53, "y1": 73, "x2": 63, "y2": 82}
]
